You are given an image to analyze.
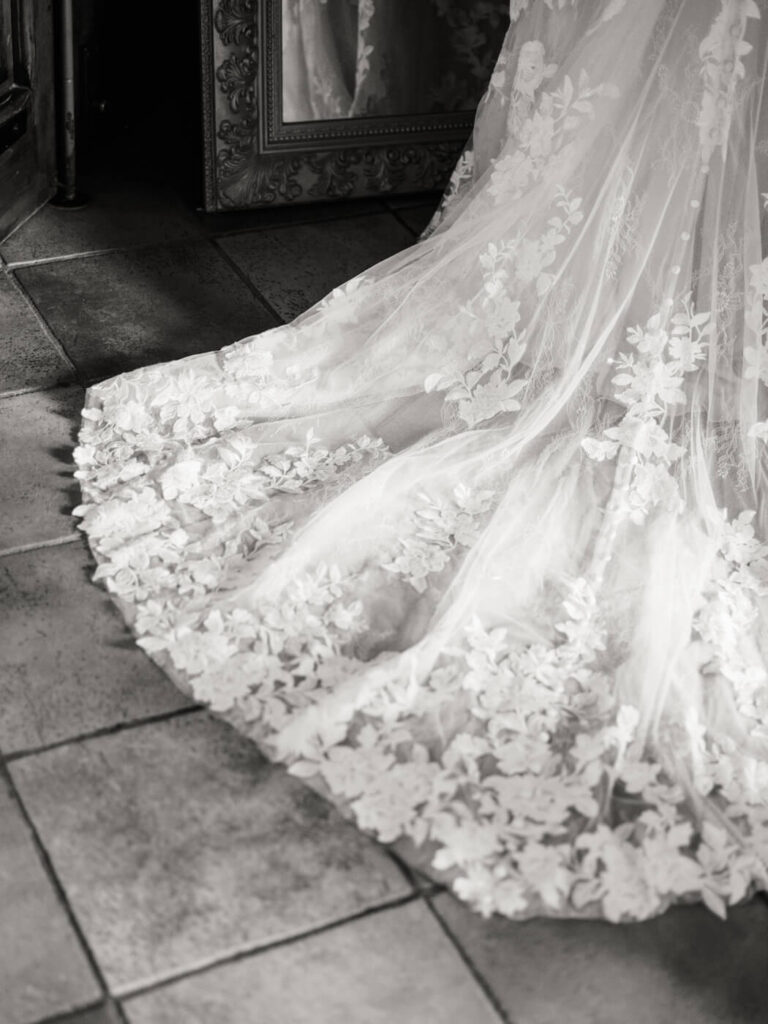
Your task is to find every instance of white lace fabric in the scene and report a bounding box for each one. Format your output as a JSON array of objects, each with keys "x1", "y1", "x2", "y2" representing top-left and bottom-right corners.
[{"x1": 75, "y1": 0, "x2": 768, "y2": 922}]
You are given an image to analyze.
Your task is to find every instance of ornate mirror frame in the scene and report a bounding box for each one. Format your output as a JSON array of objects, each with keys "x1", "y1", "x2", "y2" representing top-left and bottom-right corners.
[{"x1": 200, "y1": 0, "x2": 503, "y2": 212}]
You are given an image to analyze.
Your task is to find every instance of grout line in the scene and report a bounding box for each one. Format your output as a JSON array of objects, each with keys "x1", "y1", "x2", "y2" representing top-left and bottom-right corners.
[
  {"x1": 0, "y1": 533, "x2": 81, "y2": 560},
  {"x1": 0, "y1": 383, "x2": 76, "y2": 399},
  {"x1": 2, "y1": 200, "x2": 393, "y2": 271},
  {"x1": 385, "y1": 848, "x2": 445, "y2": 897},
  {"x1": 118, "y1": 890, "x2": 425, "y2": 1003},
  {"x1": 0, "y1": 194, "x2": 54, "y2": 251},
  {"x1": 0, "y1": 762, "x2": 131, "y2": 1024},
  {"x1": 3, "y1": 235, "x2": 202, "y2": 271},
  {"x1": 6, "y1": 270, "x2": 84, "y2": 383},
  {"x1": 0, "y1": 378, "x2": 86, "y2": 401},
  {"x1": 30, "y1": 1002, "x2": 101, "y2": 1024},
  {"x1": 30, "y1": 998, "x2": 126, "y2": 1024},
  {"x1": 4, "y1": 704, "x2": 205, "y2": 763},
  {"x1": 0, "y1": 201, "x2": 50, "y2": 268},
  {"x1": 388, "y1": 206, "x2": 426, "y2": 239},
  {"x1": 424, "y1": 893, "x2": 514, "y2": 1024},
  {"x1": 209, "y1": 237, "x2": 286, "y2": 325},
  {"x1": 386, "y1": 848, "x2": 421, "y2": 890}
]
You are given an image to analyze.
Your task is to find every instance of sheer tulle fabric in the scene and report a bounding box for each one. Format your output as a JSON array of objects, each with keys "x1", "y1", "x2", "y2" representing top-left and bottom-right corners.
[{"x1": 75, "y1": 0, "x2": 768, "y2": 921}]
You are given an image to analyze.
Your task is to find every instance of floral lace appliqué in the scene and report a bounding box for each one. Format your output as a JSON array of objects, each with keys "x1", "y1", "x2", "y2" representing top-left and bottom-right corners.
[
  {"x1": 582, "y1": 296, "x2": 712, "y2": 524},
  {"x1": 698, "y1": 0, "x2": 760, "y2": 166},
  {"x1": 426, "y1": 187, "x2": 584, "y2": 427},
  {"x1": 383, "y1": 484, "x2": 496, "y2": 592}
]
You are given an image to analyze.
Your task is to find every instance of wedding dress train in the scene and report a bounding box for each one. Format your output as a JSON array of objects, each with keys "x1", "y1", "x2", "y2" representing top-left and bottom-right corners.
[{"x1": 75, "y1": 0, "x2": 768, "y2": 922}]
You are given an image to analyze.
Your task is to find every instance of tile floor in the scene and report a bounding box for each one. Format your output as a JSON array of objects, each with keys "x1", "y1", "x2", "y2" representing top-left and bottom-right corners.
[{"x1": 0, "y1": 174, "x2": 766, "y2": 1024}]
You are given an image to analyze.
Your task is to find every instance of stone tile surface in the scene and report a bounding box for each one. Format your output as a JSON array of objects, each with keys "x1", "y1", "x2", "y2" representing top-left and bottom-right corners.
[
  {"x1": 0, "y1": 540, "x2": 190, "y2": 755},
  {"x1": 0, "y1": 774, "x2": 100, "y2": 1024},
  {"x1": 218, "y1": 213, "x2": 414, "y2": 321},
  {"x1": 433, "y1": 893, "x2": 768, "y2": 1024},
  {"x1": 11, "y1": 714, "x2": 411, "y2": 994},
  {"x1": 197, "y1": 196, "x2": 387, "y2": 237},
  {"x1": 0, "y1": 273, "x2": 73, "y2": 393},
  {"x1": 124, "y1": 901, "x2": 500, "y2": 1024},
  {"x1": 16, "y1": 242, "x2": 278, "y2": 381},
  {"x1": 44, "y1": 1005, "x2": 123, "y2": 1024},
  {"x1": 391, "y1": 204, "x2": 440, "y2": 237},
  {"x1": 1, "y1": 177, "x2": 202, "y2": 265},
  {"x1": 0, "y1": 385, "x2": 83, "y2": 551}
]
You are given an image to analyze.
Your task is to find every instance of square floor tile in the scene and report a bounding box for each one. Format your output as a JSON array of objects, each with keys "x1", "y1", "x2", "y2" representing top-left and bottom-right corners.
[
  {"x1": 0, "y1": 385, "x2": 83, "y2": 552},
  {"x1": 432, "y1": 892, "x2": 768, "y2": 1024},
  {"x1": 0, "y1": 774, "x2": 100, "y2": 1024},
  {"x1": 1, "y1": 177, "x2": 203, "y2": 266},
  {"x1": 0, "y1": 273, "x2": 74, "y2": 393},
  {"x1": 217, "y1": 213, "x2": 414, "y2": 321},
  {"x1": 16, "y1": 242, "x2": 278, "y2": 382},
  {"x1": 0, "y1": 539, "x2": 190, "y2": 755},
  {"x1": 11, "y1": 714, "x2": 412, "y2": 994},
  {"x1": 123, "y1": 901, "x2": 501, "y2": 1024}
]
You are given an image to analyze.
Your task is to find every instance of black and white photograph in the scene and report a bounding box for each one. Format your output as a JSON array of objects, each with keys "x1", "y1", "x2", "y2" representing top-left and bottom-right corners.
[{"x1": 0, "y1": 1, "x2": 767, "y2": 1022}]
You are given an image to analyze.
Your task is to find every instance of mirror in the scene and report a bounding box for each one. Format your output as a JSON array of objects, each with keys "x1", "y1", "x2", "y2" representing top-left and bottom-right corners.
[
  {"x1": 201, "y1": 0, "x2": 509, "y2": 212},
  {"x1": 281, "y1": 0, "x2": 505, "y2": 122}
]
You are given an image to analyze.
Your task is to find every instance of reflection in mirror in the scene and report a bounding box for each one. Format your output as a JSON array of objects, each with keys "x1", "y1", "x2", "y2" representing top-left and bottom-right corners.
[{"x1": 281, "y1": 0, "x2": 509, "y2": 122}]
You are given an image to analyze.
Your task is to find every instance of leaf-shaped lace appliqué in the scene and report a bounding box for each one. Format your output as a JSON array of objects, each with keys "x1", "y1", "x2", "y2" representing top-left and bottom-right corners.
[
  {"x1": 582, "y1": 296, "x2": 712, "y2": 524},
  {"x1": 426, "y1": 187, "x2": 584, "y2": 427},
  {"x1": 383, "y1": 484, "x2": 496, "y2": 592}
]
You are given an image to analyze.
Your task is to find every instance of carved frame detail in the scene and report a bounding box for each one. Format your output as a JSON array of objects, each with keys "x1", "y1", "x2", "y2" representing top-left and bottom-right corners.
[{"x1": 200, "y1": 0, "x2": 484, "y2": 211}]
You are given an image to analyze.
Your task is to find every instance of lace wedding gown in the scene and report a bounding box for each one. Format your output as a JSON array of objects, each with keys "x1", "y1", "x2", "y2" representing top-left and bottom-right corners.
[{"x1": 75, "y1": 0, "x2": 768, "y2": 922}]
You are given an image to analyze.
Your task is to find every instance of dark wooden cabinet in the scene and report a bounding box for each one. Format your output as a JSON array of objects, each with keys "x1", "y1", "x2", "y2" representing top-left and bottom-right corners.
[
  {"x1": 0, "y1": 0, "x2": 55, "y2": 241},
  {"x1": 1, "y1": 0, "x2": 15, "y2": 102}
]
